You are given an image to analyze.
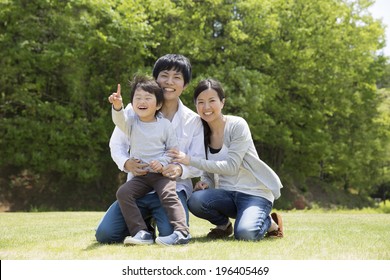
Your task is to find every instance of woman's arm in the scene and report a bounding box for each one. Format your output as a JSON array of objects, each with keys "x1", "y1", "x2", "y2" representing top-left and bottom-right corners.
[{"x1": 171, "y1": 118, "x2": 251, "y2": 176}]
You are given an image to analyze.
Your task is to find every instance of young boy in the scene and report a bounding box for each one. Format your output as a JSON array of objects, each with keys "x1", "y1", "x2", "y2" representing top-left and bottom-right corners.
[{"x1": 108, "y1": 75, "x2": 190, "y2": 245}]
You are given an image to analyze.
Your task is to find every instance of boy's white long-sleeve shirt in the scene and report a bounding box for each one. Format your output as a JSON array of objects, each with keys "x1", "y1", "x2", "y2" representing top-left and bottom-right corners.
[{"x1": 109, "y1": 100, "x2": 205, "y2": 199}]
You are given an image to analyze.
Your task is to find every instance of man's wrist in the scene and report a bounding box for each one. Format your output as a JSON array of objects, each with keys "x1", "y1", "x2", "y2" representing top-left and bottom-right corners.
[
  {"x1": 173, "y1": 162, "x2": 183, "y2": 176},
  {"x1": 123, "y1": 158, "x2": 132, "y2": 172},
  {"x1": 186, "y1": 155, "x2": 191, "y2": 165}
]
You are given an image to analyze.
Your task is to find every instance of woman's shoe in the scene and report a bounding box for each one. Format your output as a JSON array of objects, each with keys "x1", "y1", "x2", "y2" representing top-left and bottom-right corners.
[{"x1": 267, "y1": 212, "x2": 284, "y2": 238}]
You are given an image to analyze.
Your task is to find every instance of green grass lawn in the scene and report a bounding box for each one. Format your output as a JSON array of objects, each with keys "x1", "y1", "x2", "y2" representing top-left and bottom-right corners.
[{"x1": 1, "y1": 207, "x2": 389, "y2": 260}]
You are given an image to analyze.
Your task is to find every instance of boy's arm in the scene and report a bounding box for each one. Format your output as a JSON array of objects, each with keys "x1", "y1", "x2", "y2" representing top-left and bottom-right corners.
[
  {"x1": 108, "y1": 84, "x2": 136, "y2": 139},
  {"x1": 110, "y1": 124, "x2": 148, "y2": 175},
  {"x1": 109, "y1": 104, "x2": 137, "y2": 172},
  {"x1": 108, "y1": 84, "x2": 129, "y2": 171},
  {"x1": 112, "y1": 108, "x2": 131, "y2": 135},
  {"x1": 156, "y1": 122, "x2": 179, "y2": 166}
]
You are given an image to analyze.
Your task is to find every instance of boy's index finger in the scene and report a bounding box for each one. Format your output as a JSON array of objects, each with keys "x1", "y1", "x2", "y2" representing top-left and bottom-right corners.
[{"x1": 117, "y1": 84, "x2": 121, "y2": 96}]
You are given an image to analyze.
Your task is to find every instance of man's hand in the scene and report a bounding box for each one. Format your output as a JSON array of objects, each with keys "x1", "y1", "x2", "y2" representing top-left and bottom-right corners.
[
  {"x1": 108, "y1": 84, "x2": 123, "y2": 111},
  {"x1": 162, "y1": 163, "x2": 183, "y2": 179}
]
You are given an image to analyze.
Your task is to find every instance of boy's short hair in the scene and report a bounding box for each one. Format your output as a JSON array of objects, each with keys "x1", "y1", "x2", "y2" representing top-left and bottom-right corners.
[
  {"x1": 129, "y1": 75, "x2": 164, "y2": 109},
  {"x1": 152, "y1": 54, "x2": 192, "y2": 86}
]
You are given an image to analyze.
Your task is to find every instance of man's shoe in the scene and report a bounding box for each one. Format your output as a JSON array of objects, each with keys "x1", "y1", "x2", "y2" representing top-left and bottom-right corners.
[
  {"x1": 124, "y1": 230, "x2": 154, "y2": 245},
  {"x1": 267, "y1": 212, "x2": 284, "y2": 238},
  {"x1": 207, "y1": 222, "x2": 233, "y2": 239},
  {"x1": 155, "y1": 231, "x2": 191, "y2": 246}
]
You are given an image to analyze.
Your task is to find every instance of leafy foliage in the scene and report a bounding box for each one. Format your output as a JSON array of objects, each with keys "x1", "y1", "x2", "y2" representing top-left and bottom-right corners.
[{"x1": 0, "y1": 0, "x2": 389, "y2": 210}]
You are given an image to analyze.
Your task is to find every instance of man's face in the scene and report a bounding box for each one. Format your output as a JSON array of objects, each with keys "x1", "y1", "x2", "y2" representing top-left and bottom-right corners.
[{"x1": 156, "y1": 70, "x2": 186, "y2": 100}]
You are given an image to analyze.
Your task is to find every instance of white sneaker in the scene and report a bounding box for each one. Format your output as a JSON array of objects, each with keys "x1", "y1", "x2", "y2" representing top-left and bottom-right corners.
[
  {"x1": 124, "y1": 230, "x2": 154, "y2": 245},
  {"x1": 155, "y1": 231, "x2": 191, "y2": 246}
]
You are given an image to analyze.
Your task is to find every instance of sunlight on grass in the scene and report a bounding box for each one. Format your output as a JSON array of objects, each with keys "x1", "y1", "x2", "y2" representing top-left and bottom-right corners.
[
  {"x1": 297, "y1": 200, "x2": 390, "y2": 214},
  {"x1": 1, "y1": 210, "x2": 389, "y2": 260}
]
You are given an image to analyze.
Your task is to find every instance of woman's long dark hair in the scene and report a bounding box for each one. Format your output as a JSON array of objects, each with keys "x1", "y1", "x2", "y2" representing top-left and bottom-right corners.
[{"x1": 193, "y1": 78, "x2": 226, "y2": 159}]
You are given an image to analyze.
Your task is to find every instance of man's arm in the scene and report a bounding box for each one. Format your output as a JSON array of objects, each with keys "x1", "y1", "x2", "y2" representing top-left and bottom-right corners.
[{"x1": 109, "y1": 126, "x2": 131, "y2": 172}]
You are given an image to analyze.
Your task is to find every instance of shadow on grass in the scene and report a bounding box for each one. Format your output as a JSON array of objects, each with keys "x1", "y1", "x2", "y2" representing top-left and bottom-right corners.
[
  {"x1": 191, "y1": 235, "x2": 236, "y2": 243},
  {"x1": 191, "y1": 235, "x2": 283, "y2": 244},
  {"x1": 82, "y1": 235, "x2": 280, "y2": 251},
  {"x1": 83, "y1": 241, "x2": 122, "y2": 251},
  {"x1": 82, "y1": 236, "x2": 230, "y2": 249}
]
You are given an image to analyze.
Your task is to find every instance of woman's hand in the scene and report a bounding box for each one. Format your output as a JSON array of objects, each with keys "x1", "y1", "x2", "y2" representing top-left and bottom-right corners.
[
  {"x1": 162, "y1": 163, "x2": 182, "y2": 179},
  {"x1": 124, "y1": 158, "x2": 149, "y2": 176},
  {"x1": 167, "y1": 148, "x2": 190, "y2": 165},
  {"x1": 193, "y1": 181, "x2": 209, "y2": 192}
]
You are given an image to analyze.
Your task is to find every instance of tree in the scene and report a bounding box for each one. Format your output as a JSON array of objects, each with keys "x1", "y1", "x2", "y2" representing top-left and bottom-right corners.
[
  {"x1": 0, "y1": 0, "x2": 388, "y2": 210},
  {"x1": 0, "y1": 0, "x2": 156, "y2": 209}
]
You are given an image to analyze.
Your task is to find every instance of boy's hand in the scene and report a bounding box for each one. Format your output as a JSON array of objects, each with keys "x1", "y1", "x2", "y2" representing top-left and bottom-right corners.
[
  {"x1": 150, "y1": 160, "x2": 163, "y2": 173},
  {"x1": 108, "y1": 84, "x2": 123, "y2": 111}
]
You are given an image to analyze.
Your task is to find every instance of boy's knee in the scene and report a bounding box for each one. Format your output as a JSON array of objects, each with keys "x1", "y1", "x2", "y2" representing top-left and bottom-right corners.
[{"x1": 116, "y1": 186, "x2": 126, "y2": 200}]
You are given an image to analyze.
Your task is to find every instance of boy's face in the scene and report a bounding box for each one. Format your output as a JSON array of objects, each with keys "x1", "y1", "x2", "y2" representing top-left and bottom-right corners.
[
  {"x1": 156, "y1": 70, "x2": 186, "y2": 101},
  {"x1": 132, "y1": 88, "x2": 161, "y2": 122}
]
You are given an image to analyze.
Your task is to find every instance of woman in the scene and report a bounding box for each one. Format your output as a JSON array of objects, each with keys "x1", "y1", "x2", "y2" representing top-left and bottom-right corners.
[{"x1": 169, "y1": 78, "x2": 284, "y2": 240}]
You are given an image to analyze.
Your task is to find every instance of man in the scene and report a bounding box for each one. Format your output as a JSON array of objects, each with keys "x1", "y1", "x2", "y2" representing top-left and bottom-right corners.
[{"x1": 95, "y1": 54, "x2": 204, "y2": 245}]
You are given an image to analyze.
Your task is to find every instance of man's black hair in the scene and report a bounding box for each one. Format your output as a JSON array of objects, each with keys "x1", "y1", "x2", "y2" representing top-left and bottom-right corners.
[{"x1": 152, "y1": 54, "x2": 192, "y2": 86}]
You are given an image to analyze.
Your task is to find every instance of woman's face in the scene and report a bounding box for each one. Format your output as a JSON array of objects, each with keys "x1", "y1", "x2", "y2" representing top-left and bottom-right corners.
[
  {"x1": 156, "y1": 70, "x2": 186, "y2": 101},
  {"x1": 195, "y1": 88, "x2": 225, "y2": 123}
]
